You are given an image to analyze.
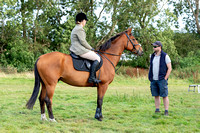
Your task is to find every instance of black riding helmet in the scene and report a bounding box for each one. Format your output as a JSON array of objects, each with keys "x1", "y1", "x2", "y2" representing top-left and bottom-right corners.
[{"x1": 75, "y1": 12, "x2": 88, "y2": 22}]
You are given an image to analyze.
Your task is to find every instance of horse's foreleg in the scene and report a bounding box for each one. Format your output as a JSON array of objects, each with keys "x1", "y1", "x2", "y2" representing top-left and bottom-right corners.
[
  {"x1": 95, "y1": 84, "x2": 108, "y2": 121},
  {"x1": 95, "y1": 96, "x2": 103, "y2": 120},
  {"x1": 39, "y1": 84, "x2": 47, "y2": 121},
  {"x1": 45, "y1": 85, "x2": 57, "y2": 122}
]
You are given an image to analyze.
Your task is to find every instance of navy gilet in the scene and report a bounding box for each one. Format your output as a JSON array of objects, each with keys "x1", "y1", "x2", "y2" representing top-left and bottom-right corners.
[{"x1": 148, "y1": 50, "x2": 168, "y2": 81}]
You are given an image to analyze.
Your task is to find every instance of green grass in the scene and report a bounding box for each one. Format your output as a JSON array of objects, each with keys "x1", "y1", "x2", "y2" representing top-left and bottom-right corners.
[{"x1": 0, "y1": 73, "x2": 200, "y2": 132}]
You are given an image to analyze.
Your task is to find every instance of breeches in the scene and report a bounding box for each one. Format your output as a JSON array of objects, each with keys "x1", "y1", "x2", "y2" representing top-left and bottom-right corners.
[{"x1": 79, "y1": 51, "x2": 101, "y2": 62}]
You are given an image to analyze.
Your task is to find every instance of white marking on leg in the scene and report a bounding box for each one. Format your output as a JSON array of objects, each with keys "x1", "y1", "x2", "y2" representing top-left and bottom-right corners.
[
  {"x1": 49, "y1": 118, "x2": 57, "y2": 122},
  {"x1": 41, "y1": 113, "x2": 47, "y2": 121}
]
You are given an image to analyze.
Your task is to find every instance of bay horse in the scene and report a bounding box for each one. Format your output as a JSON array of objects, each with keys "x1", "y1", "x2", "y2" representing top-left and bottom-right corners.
[{"x1": 26, "y1": 28, "x2": 143, "y2": 122}]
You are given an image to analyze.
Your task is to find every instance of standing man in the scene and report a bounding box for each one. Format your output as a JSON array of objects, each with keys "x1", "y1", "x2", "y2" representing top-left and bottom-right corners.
[{"x1": 148, "y1": 41, "x2": 172, "y2": 116}]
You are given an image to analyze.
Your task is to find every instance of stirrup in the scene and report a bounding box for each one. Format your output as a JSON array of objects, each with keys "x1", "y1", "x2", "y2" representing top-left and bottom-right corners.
[
  {"x1": 94, "y1": 79, "x2": 101, "y2": 84},
  {"x1": 88, "y1": 78, "x2": 101, "y2": 84}
]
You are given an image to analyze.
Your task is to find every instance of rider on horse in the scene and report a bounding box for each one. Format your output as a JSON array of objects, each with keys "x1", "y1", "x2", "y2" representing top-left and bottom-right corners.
[{"x1": 70, "y1": 12, "x2": 101, "y2": 84}]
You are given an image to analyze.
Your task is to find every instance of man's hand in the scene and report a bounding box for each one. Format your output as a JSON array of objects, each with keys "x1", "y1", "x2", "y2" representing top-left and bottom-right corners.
[{"x1": 165, "y1": 63, "x2": 172, "y2": 80}]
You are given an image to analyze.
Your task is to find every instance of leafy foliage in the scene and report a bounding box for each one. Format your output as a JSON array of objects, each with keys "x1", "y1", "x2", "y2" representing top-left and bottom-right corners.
[
  {"x1": 0, "y1": 0, "x2": 199, "y2": 72},
  {"x1": 169, "y1": 0, "x2": 200, "y2": 34},
  {"x1": 174, "y1": 33, "x2": 200, "y2": 57},
  {"x1": 179, "y1": 50, "x2": 200, "y2": 68},
  {"x1": 1, "y1": 39, "x2": 35, "y2": 72}
]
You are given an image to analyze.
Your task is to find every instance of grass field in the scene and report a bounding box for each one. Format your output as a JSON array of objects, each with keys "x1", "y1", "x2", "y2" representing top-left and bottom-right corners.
[{"x1": 0, "y1": 73, "x2": 200, "y2": 132}]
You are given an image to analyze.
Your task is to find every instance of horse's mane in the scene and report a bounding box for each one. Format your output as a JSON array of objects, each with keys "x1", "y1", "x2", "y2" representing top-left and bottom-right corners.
[{"x1": 99, "y1": 32, "x2": 124, "y2": 51}]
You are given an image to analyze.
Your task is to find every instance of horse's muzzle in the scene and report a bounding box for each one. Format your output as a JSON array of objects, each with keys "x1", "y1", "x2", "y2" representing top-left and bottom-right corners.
[{"x1": 137, "y1": 50, "x2": 143, "y2": 56}]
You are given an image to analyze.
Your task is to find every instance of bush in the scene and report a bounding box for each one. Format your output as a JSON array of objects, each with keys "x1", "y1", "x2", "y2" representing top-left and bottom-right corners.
[
  {"x1": 178, "y1": 50, "x2": 200, "y2": 68},
  {"x1": 174, "y1": 33, "x2": 200, "y2": 57},
  {"x1": 172, "y1": 66, "x2": 200, "y2": 83},
  {"x1": 0, "y1": 39, "x2": 35, "y2": 72}
]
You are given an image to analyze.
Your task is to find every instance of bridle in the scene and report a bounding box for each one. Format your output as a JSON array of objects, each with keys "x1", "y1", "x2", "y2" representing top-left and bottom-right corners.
[
  {"x1": 96, "y1": 32, "x2": 141, "y2": 72},
  {"x1": 124, "y1": 32, "x2": 141, "y2": 53}
]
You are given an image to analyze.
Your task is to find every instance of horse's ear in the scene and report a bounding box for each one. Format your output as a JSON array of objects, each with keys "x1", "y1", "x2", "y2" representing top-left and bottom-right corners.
[{"x1": 126, "y1": 28, "x2": 132, "y2": 34}]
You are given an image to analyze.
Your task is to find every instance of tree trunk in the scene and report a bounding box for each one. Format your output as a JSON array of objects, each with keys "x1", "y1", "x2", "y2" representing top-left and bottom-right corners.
[
  {"x1": 90, "y1": 0, "x2": 93, "y2": 17},
  {"x1": 34, "y1": 0, "x2": 41, "y2": 44},
  {"x1": 195, "y1": 0, "x2": 200, "y2": 34},
  {"x1": 187, "y1": 0, "x2": 200, "y2": 34},
  {"x1": 21, "y1": 0, "x2": 26, "y2": 39}
]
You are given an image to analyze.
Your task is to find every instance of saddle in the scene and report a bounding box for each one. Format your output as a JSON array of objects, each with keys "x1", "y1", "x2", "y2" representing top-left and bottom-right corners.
[{"x1": 70, "y1": 52, "x2": 103, "y2": 72}]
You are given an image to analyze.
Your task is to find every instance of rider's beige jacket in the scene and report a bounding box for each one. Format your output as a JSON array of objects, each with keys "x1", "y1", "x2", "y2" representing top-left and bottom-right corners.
[{"x1": 70, "y1": 24, "x2": 92, "y2": 55}]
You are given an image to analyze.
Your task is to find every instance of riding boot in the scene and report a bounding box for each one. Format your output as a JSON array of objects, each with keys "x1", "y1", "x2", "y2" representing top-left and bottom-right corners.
[{"x1": 88, "y1": 60, "x2": 101, "y2": 84}]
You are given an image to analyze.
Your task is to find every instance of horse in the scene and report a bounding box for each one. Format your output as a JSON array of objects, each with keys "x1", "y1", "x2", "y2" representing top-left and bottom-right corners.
[{"x1": 26, "y1": 28, "x2": 143, "y2": 122}]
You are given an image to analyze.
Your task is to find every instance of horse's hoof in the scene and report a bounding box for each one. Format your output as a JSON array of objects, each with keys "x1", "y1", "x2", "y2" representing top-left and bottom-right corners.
[
  {"x1": 97, "y1": 118, "x2": 102, "y2": 121},
  {"x1": 41, "y1": 117, "x2": 48, "y2": 121},
  {"x1": 41, "y1": 114, "x2": 48, "y2": 121},
  {"x1": 49, "y1": 118, "x2": 57, "y2": 122},
  {"x1": 95, "y1": 116, "x2": 102, "y2": 121},
  {"x1": 98, "y1": 118, "x2": 102, "y2": 121}
]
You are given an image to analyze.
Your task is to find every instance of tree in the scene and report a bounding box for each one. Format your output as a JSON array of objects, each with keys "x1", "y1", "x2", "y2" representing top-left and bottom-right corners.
[
  {"x1": 174, "y1": 33, "x2": 200, "y2": 57},
  {"x1": 170, "y1": 0, "x2": 200, "y2": 34},
  {"x1": 96, "y1": 0, "x2": 124, "y2": 47},
  {"x1": 0, "y1": 0, "x2": 196, "y2": 71},
  {"x1": 112, "y1": 0, "x2": 178, "y2": 68},
  {"x1": 187, "y1": 0, "x2": 200, "y2": 34},
  {"x1": 0, "y1": 0, "x2": 18, "y2": 54}
]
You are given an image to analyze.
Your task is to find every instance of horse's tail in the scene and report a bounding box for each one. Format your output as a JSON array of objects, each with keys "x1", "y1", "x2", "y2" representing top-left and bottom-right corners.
[{"x1": 26, "y1": 58, "x2": 41, "y2": 110}]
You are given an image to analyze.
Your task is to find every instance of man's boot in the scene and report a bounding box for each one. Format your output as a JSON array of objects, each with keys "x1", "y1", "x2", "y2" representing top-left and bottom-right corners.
[{"x1": 88, "y1": 60, "x2": 101, "y2": 83}]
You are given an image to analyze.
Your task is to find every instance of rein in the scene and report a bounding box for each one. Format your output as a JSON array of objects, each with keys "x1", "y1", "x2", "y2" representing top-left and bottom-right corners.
[
  {"x1": 96, "y1": 50, "x2": 124, "y2": 72},
  {"x1": 95, "y1": 50, "x2": 118, "y2": 72}
]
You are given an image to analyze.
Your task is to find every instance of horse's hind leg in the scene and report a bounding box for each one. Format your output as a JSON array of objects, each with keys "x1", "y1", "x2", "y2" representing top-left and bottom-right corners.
[
  {"x1": 45, "y1": 84, "x2": 57, "y2": 122},
  {"x1": 39, "y1": 84, "x2": 47, "y2": 121}
]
